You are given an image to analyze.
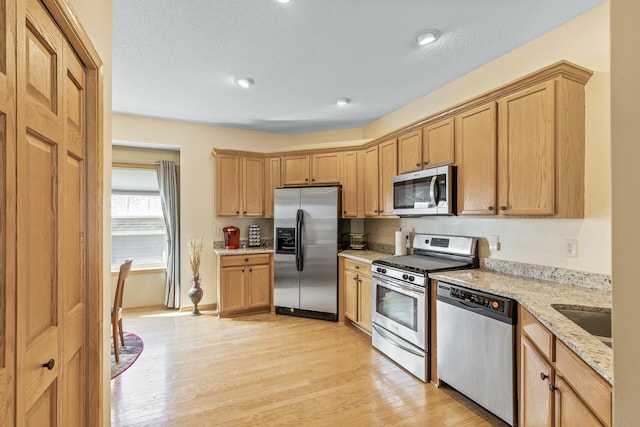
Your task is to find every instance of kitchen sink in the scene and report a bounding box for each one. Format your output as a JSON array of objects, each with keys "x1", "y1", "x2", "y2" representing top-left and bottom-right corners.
[{"x1": 551, "y1": 305, "x2": 612, "y2": 348}]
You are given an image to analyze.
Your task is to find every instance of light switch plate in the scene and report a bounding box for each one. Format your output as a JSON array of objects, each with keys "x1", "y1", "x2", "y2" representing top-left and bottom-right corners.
[{"x1": 489, "y1": 235, "x2": 500, "y2": 251}]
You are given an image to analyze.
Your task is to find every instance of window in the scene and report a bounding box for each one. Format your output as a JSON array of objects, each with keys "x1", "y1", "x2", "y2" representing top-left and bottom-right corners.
[{"x1": 111, "y1": 166, "x2": 167, "y2": 270}]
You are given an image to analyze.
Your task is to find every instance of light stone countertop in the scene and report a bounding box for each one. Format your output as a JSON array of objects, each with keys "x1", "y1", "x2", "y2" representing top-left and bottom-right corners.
[
  {"x1": 429, "y1": 269, "x2": 613, "y2": 384},
  {"x1": 339, "y1": 250, "x2": 390, "y2": 263},
  {"x1": 214, "y1": 247, "x2": 274, "y2": 256}
]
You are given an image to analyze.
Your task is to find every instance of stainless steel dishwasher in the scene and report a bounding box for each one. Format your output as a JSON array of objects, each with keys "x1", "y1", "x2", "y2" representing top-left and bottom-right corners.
[{"x1": 436, "y1": 281, "x2": 517, "y2": 426}]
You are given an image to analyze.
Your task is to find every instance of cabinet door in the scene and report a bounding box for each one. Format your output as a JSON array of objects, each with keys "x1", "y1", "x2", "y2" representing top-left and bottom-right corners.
[
  {"x1": 246, "y1": 263, "x2": 271, "y2": 309},
  {"x1": 363, "y1": 146, "x2": 379, "y2": 217},
  {"x1": 359, "y1": 275, "x2": 372, "y2": 333},
  {"x1": 378, "y1": 139, "x2": 397, "y2": 216},
  {"x1": 456, "y1": 103, "x2": 498, "y2": 215},
  {"x1": 342, "y1": 151, "x2": 359, "y2": 217},
  {"x1": 311, "y1": 152, "x2": 341, "y2": 184},
  {"x1": 520, "y1": 336, "x2": 554, "y2": 427},
  {"x1": 554, "y1": 376, "x2": 604, "y2": 427},
  {"x1": 498, "y1": 81, "x2": 555, "y2": 216},
  {"x1": 264, "y1": 157, "x2": 281, "y2": 218},
  {"x1": 282, "y1": 154, "x2": 310, "y2": 186},
  {"x1": 220, "y1": 266, "x2": 246, "y2": 313},
  {"x1": 397, "y1": 130, "x2": 423, "y2": 174},
  {"x1": 423, "y1": 117, "x2": 454, "y2": 167},
  {"x1": 344, "y1": 270, "x2": 358, "y2": 321},
  {"x1": 215, "y1": 153, "x2": 241, "y2": 216},
  {"x1": 242, "y1": 156, "x2": 264, "y2": 217}
]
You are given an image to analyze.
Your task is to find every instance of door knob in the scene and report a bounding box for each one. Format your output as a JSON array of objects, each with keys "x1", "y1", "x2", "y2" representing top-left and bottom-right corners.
[{"x1": 42, "y1": 359, "x2": 55, "y2": 370}]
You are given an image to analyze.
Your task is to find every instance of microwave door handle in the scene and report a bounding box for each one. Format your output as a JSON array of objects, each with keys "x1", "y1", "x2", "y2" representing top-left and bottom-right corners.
[{"x1": 429, "y1": 176, "x2": 437, "y2": 208}]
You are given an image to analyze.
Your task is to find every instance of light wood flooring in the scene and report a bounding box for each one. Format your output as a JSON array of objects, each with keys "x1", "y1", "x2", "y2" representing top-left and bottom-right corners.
[{"x1": 111, "y1": 309, "x2": 507, "y2": 426}]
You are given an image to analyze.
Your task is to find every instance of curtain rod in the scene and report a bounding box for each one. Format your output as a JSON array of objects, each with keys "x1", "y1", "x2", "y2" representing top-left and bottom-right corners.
[{"x1": 112, "y1": 161, "x2": 161, "y2": 169}]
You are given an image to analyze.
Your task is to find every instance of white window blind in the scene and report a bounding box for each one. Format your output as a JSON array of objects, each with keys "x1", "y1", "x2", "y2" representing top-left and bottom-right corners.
[{"x1": 111, "y1": 167, "x2": 168, "y2": 270}]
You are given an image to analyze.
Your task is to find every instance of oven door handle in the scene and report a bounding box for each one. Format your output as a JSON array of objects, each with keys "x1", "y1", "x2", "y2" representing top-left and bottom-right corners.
[
  {"x1": 373, "y1": 324, "x2": 425, "y2": 357},
  {"x1": 374, "y1": 276, "x2": 425, "y2": 297}
]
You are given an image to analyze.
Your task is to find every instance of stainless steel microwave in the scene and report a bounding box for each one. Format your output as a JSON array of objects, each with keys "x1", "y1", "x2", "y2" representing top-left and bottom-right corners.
[{"x1": 392, "y1": 166, "x2": 456, "y2": 216}]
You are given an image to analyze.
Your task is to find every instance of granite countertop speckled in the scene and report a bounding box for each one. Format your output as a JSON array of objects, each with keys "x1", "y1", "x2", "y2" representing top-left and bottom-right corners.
[
  {"x1": 429, "y1": 269, "x2": 613, "y2": 385},
  {"x1": 214, "y1": 247, "x2": 274, "y2": 256},
  {"x1": 339, "y1": 250, "x2": 390, "y2": 263}
]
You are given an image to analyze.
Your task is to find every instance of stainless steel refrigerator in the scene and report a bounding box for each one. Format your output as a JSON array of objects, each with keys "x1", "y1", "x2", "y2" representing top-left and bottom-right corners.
[{"x1": 274, "y1": 186, "x2": 346, "y2": 321}]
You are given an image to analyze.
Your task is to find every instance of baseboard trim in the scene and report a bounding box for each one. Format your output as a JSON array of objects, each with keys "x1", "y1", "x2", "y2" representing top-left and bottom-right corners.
[{"x1": 179, "y1": 303, "x2": 218, "y2": 313}]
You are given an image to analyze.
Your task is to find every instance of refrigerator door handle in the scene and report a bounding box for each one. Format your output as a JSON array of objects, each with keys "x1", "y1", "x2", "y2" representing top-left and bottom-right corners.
[{"x1": 296, "y1": 209, "x2": 304, "y2": 272}]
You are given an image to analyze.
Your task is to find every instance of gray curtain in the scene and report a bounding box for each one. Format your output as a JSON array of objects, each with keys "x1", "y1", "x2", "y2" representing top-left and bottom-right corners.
[{"x1": 156, "y1": 160, "x2": 180, "y2": 308}]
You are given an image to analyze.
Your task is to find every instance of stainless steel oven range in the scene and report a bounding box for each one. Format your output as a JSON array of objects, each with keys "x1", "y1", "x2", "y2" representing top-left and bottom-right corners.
[{"x1": 371, "y1": 234, "x2": 478, "y2": 382}]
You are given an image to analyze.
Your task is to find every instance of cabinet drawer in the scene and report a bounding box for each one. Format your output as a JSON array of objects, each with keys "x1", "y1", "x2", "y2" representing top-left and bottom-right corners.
[
  {"x1": 556, "y1": 341, "x2": 612, "y2": 426},
  {"x1": 220, "y1": 253, "x2": 271, "y2": 267},
  {"x1": 344, "y1": 259, "x2": 371, "y2": 277},
  {"x1": 521, "y1": 307, "x2": 555, "y2": 361}
]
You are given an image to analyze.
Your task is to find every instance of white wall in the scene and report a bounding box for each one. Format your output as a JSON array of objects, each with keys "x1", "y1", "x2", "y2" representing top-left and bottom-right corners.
[{"x1": 364, "y1": 3, "x2": 611, "y2": 274}]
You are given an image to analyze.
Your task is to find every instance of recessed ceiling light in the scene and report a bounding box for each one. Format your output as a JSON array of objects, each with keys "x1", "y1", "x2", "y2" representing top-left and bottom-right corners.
[
  {"x1": 416, "y1": 29, "x2": 441, "y2": 46},
  {"x1": 235, "y1": 77, "x2": 255, "y2": 88},
  {"x1": 336, "y1": 97, "x2": 351, "y2": 106},
  {"x1": 277, "y1": 0, "x2": 290, "y2": 3}
]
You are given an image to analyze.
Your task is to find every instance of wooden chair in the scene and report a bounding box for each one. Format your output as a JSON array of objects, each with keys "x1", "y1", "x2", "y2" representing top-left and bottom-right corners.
[{"x1": 112, "y1": 258, "x2": 133, "y2": 363}]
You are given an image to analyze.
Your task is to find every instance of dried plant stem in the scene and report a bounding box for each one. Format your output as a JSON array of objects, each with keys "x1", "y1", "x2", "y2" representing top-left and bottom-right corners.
[{"x1": 188, "y1": 236, "x2": 203, "y2": 278}]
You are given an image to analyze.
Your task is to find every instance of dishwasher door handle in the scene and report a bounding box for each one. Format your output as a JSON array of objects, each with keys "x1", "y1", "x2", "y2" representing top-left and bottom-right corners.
[{"x1": 372, "y1": 324, "x2": 424, "y2": 358}]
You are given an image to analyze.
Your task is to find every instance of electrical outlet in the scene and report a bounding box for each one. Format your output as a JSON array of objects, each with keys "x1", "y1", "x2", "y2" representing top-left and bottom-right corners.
[
  {"x1": 564, "y1": 239, "x2": 578, "y2": 257},
  {"x1": 489, "y1": 235, "x2": 500, "y2": 251}
]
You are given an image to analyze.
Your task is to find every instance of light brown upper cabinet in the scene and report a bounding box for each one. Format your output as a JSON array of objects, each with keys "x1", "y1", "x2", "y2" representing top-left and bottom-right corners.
[
  {"x1": 497, "y1": 77, "x2": 585, "y2": 217},
  {"x1": 397, "y1": 119, "x2": 455, "y2": 175},
  {"x1": 311, "y1": 152, "x2": 342, "y2": 184},
  {"x1": 264, "y1": 156, "x2": 282, "y2": 218},
  {"x1": 282, "y1": 154, "x2": 310, "y2": 186},
  {"x1": 282, "y1": 152, "x2": 342, "y2": 186},
  {"x1": 341, "y1": 151, "x2": 361, "y2": 217},
  {"x1": 456, "y1": 102, "x2": 498, "y2": 215},
  {"x1": 364, "y1": 139, "x2": 397, "y2": 217},
  {"x1": 214, "y1": 151, "x2": 264, "y2": 217}
]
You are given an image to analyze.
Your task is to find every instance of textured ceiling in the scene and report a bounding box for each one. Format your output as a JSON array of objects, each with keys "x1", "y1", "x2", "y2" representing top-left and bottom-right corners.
[{"x1": 113, "y1": 0, "x2": 604, "y2": 135}]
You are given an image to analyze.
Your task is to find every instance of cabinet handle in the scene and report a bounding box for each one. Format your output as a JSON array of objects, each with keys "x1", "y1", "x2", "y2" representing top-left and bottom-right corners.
[
  {"x1": 244, "y1": 258, "x2": 249, "y2": 262},
  {"x1": 353, "y1": 276, "x2": 358, "y2": 281},
  {"x1": 416, "y1": 163, "x2": 420, "y2": 167},
  {"x1": 42, "y1": 359, "x2": 55, "y2": 370},
  {"x1": 312, "y1": 178, "x2": 315, "y2": 182},
  {"x1": 540, "y1": 372, "x2": 549, "y2": 381},
  {"x1": 305, "y1": 178, "x2": 309, "y2": 182},
  {"x1": 487, "y1": 206, "x2": 494, "y2": 211},
  {"x1": 236, "y1": 211, "x2": 239, "y2": 214},
  {"x1": 548, "y1": 384, "x2": 557, "y2": 392},
  {"x1": 423, "y1": 161, "x2": 429, "y2": 165},
  {"x1": 355, "y1": 265, "x2": 359, "y2": 269},
  {"x1": 249, "y1": 268, "x2": 252, "y2": 272},
  {"x1": 500, "y1": 206, "x2": 507, "y2": 211},
  {"x1": 242, "y1": 269, "x2": 245, "y2": 272}
]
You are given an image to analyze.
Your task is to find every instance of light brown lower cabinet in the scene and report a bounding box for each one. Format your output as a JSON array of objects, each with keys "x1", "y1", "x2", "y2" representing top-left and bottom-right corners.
[
  {"x1": 342, "y1": 258, "x2": 372, "y2": 333},
  {"x1": 217, "y1": 253, "x2": 272, "y2": 317},
  {"x1": 519, "y1": 307, "x2": 611, "y2": 426}
]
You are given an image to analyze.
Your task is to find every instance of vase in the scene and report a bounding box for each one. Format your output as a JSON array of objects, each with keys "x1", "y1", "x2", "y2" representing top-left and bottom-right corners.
[{"x1": 188, "y1": 275, "x2": 204, "y2": 315}]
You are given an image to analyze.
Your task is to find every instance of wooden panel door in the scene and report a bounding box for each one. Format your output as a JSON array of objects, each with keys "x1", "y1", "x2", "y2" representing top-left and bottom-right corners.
[
  {"x1": 363, "y1": 146, "x2": 379, "y2": 217},
  {"x1": 220, "y1": 267, "x2": 246, "y2": 313},
  {"x1": 246, "y1": 263, "x2": 270, "y2": 309},
  {"x1": 242, "y1": 156, "x2": 264, "y2": 217},
  {"x1": 359, "y1": 275, "x2": 372, "y2": 333},
  {"x1": 0, "y1": 0, "x2": 16, "y2": 424},
  {"x1": 554, "y1": 376, "x2": 604, "y2": 427},
  {"x1": 282, "y1": 154, "x2": 310, "y2": 186},
  {"x1": 215, "y1": 153, "x2": 240, "y2": 216},
  {"x1": 423, "y1": 118, "x2": 454, "y2": 167},
  {"x1": 264, "y1": 157, "x2": 281, "y2": 218},
  {"x1": 311, "y1": 152, "x2": 341, "y2": 184},
  {"x1": 498, "y1": 81, "x2": 555, "y2": 215},
  {"x1": 16, "y1": 0, "x2": 88, "y2": 424},
  {"x1": 397, "y1": 130, "x2": 423, "y2": 174},
  {"x1": 341, "y1": 151, "x2": 358, "y2": 217},
  {"x1": 378, "y1": 139, "x2": 397, "y2": 216},
  {"x1": 520, "y1": 337, "x2": 554, "y2": 427},
  {"x1": 456, "y1": 103, "x2": 497, "y2": 215}
]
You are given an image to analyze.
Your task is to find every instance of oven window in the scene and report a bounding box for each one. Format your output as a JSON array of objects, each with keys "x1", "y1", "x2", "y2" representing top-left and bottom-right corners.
[{"x1": 376, "y1": 285, "x2": 418, "y2": 331}]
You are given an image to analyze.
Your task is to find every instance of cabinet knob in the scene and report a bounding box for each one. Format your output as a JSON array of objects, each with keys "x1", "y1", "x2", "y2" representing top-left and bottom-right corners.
[
  {"x1": 487, "y1": 206, "x2": 494, "y2": 211},
  {"x1": 353, "y1": 276, "x2": 358, "y2": 281},
  {"x1": 548, "y1": 384, "x2": 557, "y2": 392},
  {"x1": 244, "y1": 258, "x2": 249, "y2": 262},
  {"x1": 500, "y1": 206, "x2": 507, "y2": 211},
  {"x1": 236, "y1": 211, "x2": 239, "y2": 214},
  {"x1": 249, "y1": 268, "x2": 252, "y2": 272},
  {"x1": 344, "y1": 210, "x2": 347, "y2": 214},
  {"x1": 540, "y1": 372, "x2": 549, "y2": 381},
  {"x1": 242, "y1": 269, "x2": 245, "y2": 272},
  {"x1": 42, "y1": 359, "x2": 55, "y2": 370},
  {"x1": 243, "y1": 211, "x2": 247, "y2": 214},
  {"x1": 416, "y1": 163, "x2": 420, "y2": 167},
  {"x1": 312, "y1": 178, "x2": 315, "y2": 182},
  {"x1": 423, "y1": 161, "x2": 429, "y2": 165},
  {"x1": 355, "y1": 265, "x2": 359, "y2": 269},
  {"x1": 305, "y1": 178, "x2": 309, "y2": 182}
]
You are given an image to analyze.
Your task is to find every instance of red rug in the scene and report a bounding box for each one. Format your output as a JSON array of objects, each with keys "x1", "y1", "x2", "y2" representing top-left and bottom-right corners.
[{"x1": 111, "y1": 332, "x2": 144, "y2": 379}]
